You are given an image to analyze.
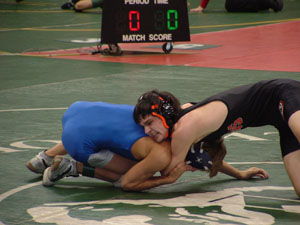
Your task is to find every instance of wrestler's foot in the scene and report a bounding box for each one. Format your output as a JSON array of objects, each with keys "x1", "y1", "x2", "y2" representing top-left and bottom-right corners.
[
  {"x1": 61, "y1": 0, "x2": 82, "y2": 12},
  {"x1": 26, "y1": 150, "x2": 53, "y2": 174},
  {"x1": 43, "y1": 156, "x2": 78, "y2": 186},
  {"x1": 61, "y1": 2, "x2": 74, "y2": 10}
]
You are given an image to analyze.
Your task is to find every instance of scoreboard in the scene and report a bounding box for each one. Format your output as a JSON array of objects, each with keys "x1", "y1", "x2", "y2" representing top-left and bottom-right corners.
[{"x1": 101, "y1": 0, "x2": 190, "y2": 44}]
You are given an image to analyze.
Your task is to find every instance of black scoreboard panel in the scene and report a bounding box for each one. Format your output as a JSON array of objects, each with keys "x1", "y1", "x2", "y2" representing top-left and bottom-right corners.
[{"x1": 101, "y1": 0, "x2": 190, "y2": 44}]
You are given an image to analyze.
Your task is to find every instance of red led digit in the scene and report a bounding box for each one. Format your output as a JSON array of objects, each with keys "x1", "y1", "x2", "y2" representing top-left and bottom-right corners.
[{"x1": 129, "y1": 11, "x2": 140, "y2": 31}]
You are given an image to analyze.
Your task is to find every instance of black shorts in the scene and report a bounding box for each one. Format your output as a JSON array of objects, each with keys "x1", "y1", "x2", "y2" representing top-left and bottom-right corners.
[
  {"x1": 278, "y1": 83, "x2": 300, "y2": 157},
  {"x1": 279, "y1": 125, "x2": 300, "y2": 158}
]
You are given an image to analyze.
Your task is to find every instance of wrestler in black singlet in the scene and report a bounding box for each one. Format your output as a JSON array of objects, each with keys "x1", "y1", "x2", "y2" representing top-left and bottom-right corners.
[{"x1": 176, "y1": 79, "x2": 300, "y2": 157}]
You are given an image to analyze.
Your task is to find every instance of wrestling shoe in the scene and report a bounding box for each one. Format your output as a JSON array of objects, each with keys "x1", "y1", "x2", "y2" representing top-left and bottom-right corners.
[
  {"x1": 271, "y1": 0, "x2": 283, "y2": 12},
  {"x1": 61, "y1": 1, "x2": 75, "y2": 10},
  {"x1": 61, "y1": 0, "x2": 81, "y2": 12},
  {"x1": 43, "y1": 156, "x2": 78, "y2": 186},
  {"x1": 102, "y1": 44, "x2": 123, "y2": 56},
  {"x1": 26, "y1": 150, "x2": 54, "y2": 174}
]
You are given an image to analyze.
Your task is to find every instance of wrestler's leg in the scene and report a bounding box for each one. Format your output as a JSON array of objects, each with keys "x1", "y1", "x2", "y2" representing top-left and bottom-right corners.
[
  {"x1": 285, "y1": 110, "x2": 300, "y2": 197},
  {"x1": 283, "y1": 150, "x2": 300, "y2": 198},
  {"x1": 43, "y1": 153, "x2": 135, "y2": 186},
  {"x1": 77, "y1": 153, "x2": 136, "y2": 182},
  {"x1": 102, "y1": 153, "x2": 137, "y2": 174},
  {"x1": 43, "y1": 144, "x2": 136, "y2": 185},
  {"x1": 77, "y1": 164, "x2": 121, "y2": 183},
  {"x1": 288, "y1": 110, "x2": 300, "y2": 142},
  {"x1": 26, "y1": 142, "x2": 67, "y2": 174},
  {"x1": 75, "y1": 0, "x2": 93, "y2": 10},
  {"x1": 86, "y1": 149, "x2": 137, "y2": 174},
  {"x1": 45, "y1": 142, "x2": 67, "y2": 156}
]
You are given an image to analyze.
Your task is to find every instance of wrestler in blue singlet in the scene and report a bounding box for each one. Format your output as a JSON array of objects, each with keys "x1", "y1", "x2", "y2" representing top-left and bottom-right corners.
[{"x1": 62, "y1": 101, "x2": 147, "y2": 163}]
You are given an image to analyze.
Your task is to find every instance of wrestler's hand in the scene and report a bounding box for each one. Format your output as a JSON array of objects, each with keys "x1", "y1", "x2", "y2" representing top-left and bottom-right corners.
[
  {"x1": 185, "y1": 163, "x2": 199, "y2": 172},
  {"x1": 167, "y1": 162, "x2": 189, "y2": 183},
  {"x1": 240, "y1": 167, "x2": 269, "y2": 180}
]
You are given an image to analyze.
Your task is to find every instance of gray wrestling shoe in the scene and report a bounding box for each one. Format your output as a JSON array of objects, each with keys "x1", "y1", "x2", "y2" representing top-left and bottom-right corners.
[
  {"x1": 43, "y1": 156, "x2": 78, "y2": 186},
  {"x1": 26, "y1": 150, "x2": 54, "y2": 174}
]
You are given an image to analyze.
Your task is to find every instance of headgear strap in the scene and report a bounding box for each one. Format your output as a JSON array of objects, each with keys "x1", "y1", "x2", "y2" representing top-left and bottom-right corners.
[{"x1": 151, "y1": 96, "x2": 175, "y2": 138}]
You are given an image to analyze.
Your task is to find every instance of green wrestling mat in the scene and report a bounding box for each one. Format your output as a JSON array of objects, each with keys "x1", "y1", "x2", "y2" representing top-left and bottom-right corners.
[{"x1": 1, "y1": 0, "x2": 300, "y2": 224}]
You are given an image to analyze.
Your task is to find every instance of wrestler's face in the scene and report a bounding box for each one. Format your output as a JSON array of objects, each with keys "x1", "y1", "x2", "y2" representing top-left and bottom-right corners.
[{"x1": 139, "y1": 114, "x2": 168, "y2": 143}]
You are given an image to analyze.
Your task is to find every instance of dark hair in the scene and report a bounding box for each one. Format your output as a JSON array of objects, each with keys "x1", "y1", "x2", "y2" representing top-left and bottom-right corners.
[
  {"x1": 133, "y1": 89, "x2": 182, "y2": 124},
  {"x1": 202, "y1": 137, "x2": 227, "y2": 178}
]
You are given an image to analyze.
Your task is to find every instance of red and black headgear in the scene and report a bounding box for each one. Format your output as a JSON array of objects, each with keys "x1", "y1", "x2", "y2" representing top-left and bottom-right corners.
[{"x1": 134, "y1": 90, "x2": 181, "y2": 139}]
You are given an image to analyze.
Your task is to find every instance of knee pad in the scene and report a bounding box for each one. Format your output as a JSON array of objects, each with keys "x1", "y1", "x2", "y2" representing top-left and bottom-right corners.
[{"x1": 87, "y1": 149, "x2": 114, "y2": 168}]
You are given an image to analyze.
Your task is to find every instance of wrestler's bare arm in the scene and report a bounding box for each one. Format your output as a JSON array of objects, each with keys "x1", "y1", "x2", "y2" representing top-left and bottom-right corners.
[
  {"x1": 219, "y1": 161, "x2": 269, "y2": 179},
  {"x1": 164, "y1": 101, "x2": 229, "y2": 175},
  {"x1": 120, "y1": 138, "x2": 186, "y2": 191}
]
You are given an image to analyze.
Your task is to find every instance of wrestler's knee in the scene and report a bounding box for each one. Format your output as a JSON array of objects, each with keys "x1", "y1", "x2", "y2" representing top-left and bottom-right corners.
[
  {"x1": 288, "y1": 110, "x2": 300, "y2": 142},
  {"x1": 294, "y1": 184, "x2": 300, "y2": 198},
  {"x1": 283, "y1": 150, "x2": 300, "y2": 198},
  {"x1": 87, "y1": 150, "x2": 114, "y2": 168}
]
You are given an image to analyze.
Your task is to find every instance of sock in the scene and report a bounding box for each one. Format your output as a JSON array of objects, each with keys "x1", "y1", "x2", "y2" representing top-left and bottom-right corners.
[{"x1": 82, "y1": 164, "x2": 95, "y2": 178}]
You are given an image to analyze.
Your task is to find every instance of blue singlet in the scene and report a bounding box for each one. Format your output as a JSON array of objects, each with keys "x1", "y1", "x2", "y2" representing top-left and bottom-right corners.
[{"x1": 61, "y1": 101, "x2": 147, "y2": 163}]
